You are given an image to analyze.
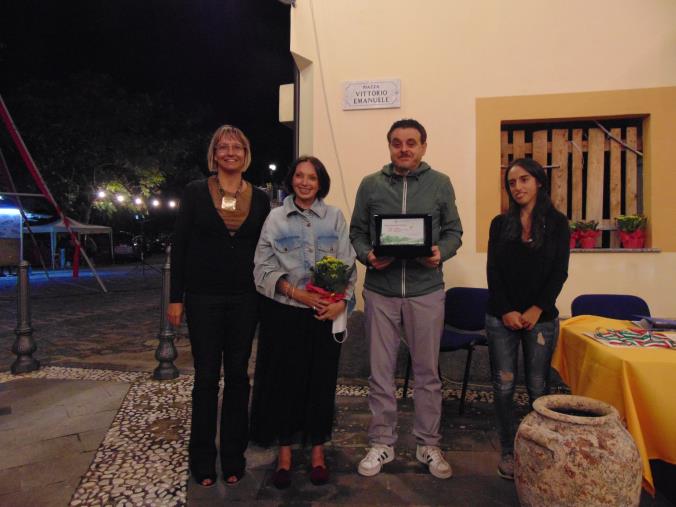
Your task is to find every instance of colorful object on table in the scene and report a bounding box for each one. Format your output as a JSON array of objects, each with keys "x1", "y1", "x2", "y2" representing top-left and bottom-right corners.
[
  {"x1": 307, "y1": 256, "x2": 350, "y2": 303},
  {"x1": 635, "y1": 316, "x2": 676, "y2": 331},
  {"x1": 590, "y1": 328, "x2": 676, "y2": 349}
]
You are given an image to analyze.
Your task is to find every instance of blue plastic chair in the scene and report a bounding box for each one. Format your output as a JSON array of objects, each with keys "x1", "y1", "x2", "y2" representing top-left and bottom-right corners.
[
  {"x1": 403, "y1": 287, "x2": 489, "y2": 415},
  {"x1": 571, "y1": 294, "x2": 650, "y2": 320}
]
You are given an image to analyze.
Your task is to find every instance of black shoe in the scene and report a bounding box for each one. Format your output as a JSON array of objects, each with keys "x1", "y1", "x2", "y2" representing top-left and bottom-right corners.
[
  {"x1": 223, "y1": 470, "x2": 244, "y2": 486},
  {"x1": 272, "y1": 468, "x2": 291, "y2": 489},
  {"x1": 192, "y1": 472, "x2": 217, "y2": 488}
]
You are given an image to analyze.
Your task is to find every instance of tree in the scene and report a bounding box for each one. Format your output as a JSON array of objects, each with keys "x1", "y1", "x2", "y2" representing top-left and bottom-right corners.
[{"x1": 2, "y1": 72, "x2": 208, "y2": 224}]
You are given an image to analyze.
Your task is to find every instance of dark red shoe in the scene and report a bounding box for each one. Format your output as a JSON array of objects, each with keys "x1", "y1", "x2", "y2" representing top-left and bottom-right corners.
[
  {"x1": 310, "y1": 465, "x2": 329, "y2": 486},
  {"x1": 272, "y1": 468, "x2": 291, "y2": 489}
]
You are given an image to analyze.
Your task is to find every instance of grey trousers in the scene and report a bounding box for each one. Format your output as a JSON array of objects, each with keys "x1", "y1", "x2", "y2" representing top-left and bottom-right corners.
[{"x1": 364, "y1": 287, "x2": 445, "y2": 446}]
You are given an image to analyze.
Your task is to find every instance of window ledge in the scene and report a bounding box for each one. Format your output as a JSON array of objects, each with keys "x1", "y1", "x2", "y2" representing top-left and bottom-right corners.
[{"x1": 571, "y1": 248, "x2": 660, "y2": 253}]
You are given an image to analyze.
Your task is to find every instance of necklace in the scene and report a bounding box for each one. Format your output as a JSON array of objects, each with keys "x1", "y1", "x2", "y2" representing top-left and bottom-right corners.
[{"x1": 218, "y1": 179, "x2": 244, "y2": 211}]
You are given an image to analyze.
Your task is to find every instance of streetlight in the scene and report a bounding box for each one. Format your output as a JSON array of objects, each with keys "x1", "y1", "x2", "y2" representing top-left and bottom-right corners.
[
  {"x1": 269, "y1": 163, "x2": 277, "y2": 172},
  {"x1": 168, "y1": 200, "x2": 177, "y2": 209},
  {"x1": 116, "y1": 194, "x2": 126, "y2": 203},
  {"x1": 134, "y1": 197, "x2": 143, "y2": 206},
  {"x1": 97, "y1": 190, "x2": 106, "y2": 199},
  {"x1": 152, "y1": 199, "x2": 160, "y2": 208}
]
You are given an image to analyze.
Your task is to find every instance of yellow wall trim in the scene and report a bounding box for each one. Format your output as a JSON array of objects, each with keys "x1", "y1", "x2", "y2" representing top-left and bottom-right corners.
[{"x1": 476, "y1": 87, "x2": 676, "y2": 252}]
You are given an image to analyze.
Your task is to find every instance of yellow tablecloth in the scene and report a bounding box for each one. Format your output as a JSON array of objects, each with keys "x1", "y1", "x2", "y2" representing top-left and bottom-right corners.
[{"x1": 552, "y1": 315, "x2": 676, "y2": 495}]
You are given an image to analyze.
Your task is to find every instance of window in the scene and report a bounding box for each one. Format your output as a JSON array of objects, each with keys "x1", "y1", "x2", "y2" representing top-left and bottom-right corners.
[{"x1": 500, "y1": 118, "x2": 644, "y2": 248}]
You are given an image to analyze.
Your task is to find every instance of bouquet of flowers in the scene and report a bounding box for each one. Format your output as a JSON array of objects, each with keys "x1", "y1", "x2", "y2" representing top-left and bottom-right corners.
[{"x1": 306, "y1": 256, "x2": 351, "y2": 303}]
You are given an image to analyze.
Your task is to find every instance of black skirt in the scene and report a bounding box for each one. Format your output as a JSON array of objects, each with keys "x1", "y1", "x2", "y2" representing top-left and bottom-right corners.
[{"x1": 250, "y1": 297, "x2": 342, "y2": 447}]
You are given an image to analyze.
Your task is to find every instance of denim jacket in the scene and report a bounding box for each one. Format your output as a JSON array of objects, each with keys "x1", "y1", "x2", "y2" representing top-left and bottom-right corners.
[{"x1": 254, "y1": 195, "x2": 357, "y2": 308}]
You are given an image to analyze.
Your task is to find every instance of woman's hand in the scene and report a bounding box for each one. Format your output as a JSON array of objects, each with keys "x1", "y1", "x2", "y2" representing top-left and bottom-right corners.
[
  {"x1": 520, "y1": 306, "x2": 543, "y2": 330},
  {"x1": 502, "y1": 311, "x2": 523, "y2": 330},
  {"x1": 295, "y1": 288, "x2": 329, "y2": 313},
  {"x1": 315, "y1": 300, "x2": 347, "y2": 321},
  {"x1": 168, "y1": 302, "x2": 184, "y2": 327}
]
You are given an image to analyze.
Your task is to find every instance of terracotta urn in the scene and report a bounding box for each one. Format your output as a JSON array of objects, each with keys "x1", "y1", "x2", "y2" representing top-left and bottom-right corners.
[{"x1": 514, "y1": 395, "x2": 642, "y2": 507}]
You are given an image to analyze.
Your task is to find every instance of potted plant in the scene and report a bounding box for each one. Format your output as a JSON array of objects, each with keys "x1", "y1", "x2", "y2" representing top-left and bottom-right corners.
[
  {"x1": 616, "y1": 215, "x2": 647, "y2": 249},
  {"x1": 568, "y1": 221, "x2": 579, "y2": 249},
  {"x1": 573, "y1": 220, "x2": 600, "y2": 249}
]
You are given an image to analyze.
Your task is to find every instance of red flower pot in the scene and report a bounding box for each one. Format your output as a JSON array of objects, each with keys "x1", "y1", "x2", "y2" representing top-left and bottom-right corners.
[
  {"x1": 619, "y1": 230, "x2": 646, "y2": 249},
  {"x1": 569, "y1": 230, "x2": 580, "y2": 249},
  {"x1": 578, "y1": 230, "x2": 600, "y2": 249}
]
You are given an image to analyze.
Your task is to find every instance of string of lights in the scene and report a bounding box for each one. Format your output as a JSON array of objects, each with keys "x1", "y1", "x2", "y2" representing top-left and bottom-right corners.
[{"x1": 95, "y1": 190, "x2": 178, "y2": 209}]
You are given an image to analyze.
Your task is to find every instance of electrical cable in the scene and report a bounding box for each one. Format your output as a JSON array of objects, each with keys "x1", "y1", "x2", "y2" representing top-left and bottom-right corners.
[{"x1": 308, "y1": 0, "x2": 352, "y2": 214}]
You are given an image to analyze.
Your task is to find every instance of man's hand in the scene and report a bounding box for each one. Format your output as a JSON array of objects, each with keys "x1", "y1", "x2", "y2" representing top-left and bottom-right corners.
[
  {"x1": 502, "y1": 311, "x2": 523, "y2": 330},
  {"x1": 168, "y1": 302, "x2": 184, "y2": 327},
  {"x1": 367, "y1": 250, "x2": 395, "y2": 270},
  {"x1": 520, "y1": 306, "x2": 543, "y2": 330},
  {"x1": 417, "y1": 245, "x2": 441, "y2": 268}
]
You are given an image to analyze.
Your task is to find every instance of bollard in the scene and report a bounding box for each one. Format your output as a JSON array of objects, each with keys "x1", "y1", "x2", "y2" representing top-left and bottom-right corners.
[
  {"x1": 153, "y1": 246, "x2": 179, "y2": 380},
  {"x1": 11, "y1": 260, "x2": 40, "y2": 374}
]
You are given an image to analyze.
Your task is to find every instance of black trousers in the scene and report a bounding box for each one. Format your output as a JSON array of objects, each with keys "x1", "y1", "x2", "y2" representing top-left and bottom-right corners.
[{"x1": 185, "y1": 291, "x2": 258, "y2": 477}]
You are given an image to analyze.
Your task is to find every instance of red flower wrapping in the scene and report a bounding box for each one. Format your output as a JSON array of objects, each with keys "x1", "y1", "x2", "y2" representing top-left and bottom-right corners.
[
  {"x1": 305, "y1": 282, "x2": 345, "y2": 304},
  {"x1": 619, "y1": 230, "x2": 645, "y2": 242},
  {"x1": 578, "y1": 230, "x2": 601, "y2": 240}
]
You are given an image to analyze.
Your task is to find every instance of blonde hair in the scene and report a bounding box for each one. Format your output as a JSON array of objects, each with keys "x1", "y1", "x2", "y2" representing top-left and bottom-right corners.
[{"x1": 207, "y1": 125, "x2": 252, "y2": 173}]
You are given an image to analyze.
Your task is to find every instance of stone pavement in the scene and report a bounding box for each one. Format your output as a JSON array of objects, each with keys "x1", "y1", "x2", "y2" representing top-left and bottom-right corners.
[{"x1": 0, "y1": 264, "x2": 673, "y2": 506}]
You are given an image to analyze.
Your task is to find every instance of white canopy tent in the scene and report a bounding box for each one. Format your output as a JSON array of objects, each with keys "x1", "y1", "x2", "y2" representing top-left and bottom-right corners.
[{"x1": 26, "y1": 217, "x2": 113, "y2": 269}]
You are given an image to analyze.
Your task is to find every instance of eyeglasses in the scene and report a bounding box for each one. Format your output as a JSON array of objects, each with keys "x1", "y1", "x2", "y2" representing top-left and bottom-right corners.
[{"x1": 215, "y1": 143, "x2": 246, "y2": 153}]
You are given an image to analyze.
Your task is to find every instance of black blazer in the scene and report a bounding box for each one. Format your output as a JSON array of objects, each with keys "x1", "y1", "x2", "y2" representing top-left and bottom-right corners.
[{"x1": 170, "y1": 178, "x2": 270, "y2": 302}]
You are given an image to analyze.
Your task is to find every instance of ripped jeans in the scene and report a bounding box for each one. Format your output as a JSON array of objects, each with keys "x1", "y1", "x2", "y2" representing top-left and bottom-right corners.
[{"x1": 485, "y1": 314, "x2": 559, "y2": 455}]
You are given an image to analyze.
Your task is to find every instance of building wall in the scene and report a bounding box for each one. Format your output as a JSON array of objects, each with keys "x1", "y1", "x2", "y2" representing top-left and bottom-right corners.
[{"x1": 289, "y1": 0, "x2": 676, "y2": 315}]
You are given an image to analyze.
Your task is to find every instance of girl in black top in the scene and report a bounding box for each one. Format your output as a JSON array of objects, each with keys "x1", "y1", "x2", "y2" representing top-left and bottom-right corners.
[
  {"x1": 168, "y1": 125, "x2": 270, "y2": 487},
  {"x1": 485, "y1": 158, "x2": 570, "y2": 481}
]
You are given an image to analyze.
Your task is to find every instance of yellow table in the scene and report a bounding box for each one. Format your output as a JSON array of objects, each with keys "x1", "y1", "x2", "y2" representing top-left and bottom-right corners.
[{"x1": 552, "y1": 315, "x2": 676, "y2": 495}]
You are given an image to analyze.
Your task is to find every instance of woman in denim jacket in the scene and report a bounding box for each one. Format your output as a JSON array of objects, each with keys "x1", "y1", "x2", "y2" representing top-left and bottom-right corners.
[
  {"x1": 251, "y1": 156, "x2": 356, "y2": 489},
  {"x1": 485, "y1": 158, "x2": 570, "y2": 481}
]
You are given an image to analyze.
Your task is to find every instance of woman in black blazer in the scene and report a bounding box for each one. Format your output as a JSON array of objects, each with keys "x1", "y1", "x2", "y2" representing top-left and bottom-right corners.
[{"x1": 168, "y1": 125, "x2": 270, "y2": 487}]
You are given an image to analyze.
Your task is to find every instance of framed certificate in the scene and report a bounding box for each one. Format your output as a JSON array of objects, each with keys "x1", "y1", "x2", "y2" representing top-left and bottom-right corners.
[{"x1": 373, "y1": 214, "x2": 432, "y2": 259}]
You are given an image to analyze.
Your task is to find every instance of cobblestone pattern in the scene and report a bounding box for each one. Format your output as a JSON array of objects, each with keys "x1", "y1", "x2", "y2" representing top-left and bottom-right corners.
[
  {"x1": 0, "y1": 365, "x2": 147, "y2": 384},
  {"x1": 69, "y1": 374, "x2": 192, "y2": 507},
  {"x1": 1, "y1": 364, "x2": 529, "y2": 506},
  {"x1": 0, "y1": 269, "x2": 170, "y2": 369}
]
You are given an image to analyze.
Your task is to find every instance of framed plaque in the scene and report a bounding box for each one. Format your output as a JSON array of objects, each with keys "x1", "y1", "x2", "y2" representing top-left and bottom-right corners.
[{"x1": 373, "y1": 214, "x2": 432, "y2": 259}]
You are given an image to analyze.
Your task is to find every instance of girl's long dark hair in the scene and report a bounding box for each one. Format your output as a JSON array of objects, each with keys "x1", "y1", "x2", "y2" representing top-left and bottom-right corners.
[{"x1": 502, "y1": 158, "x2": 553, "y2": 249}]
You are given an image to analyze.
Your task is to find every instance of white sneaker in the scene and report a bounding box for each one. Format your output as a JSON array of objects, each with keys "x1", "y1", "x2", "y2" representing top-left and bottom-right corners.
[
  {"x1": 416, "y1": 445, "x2": 453, "y2": 479},
  {"x1": 357, "y1": 444, "x2": 395, "y2": 477}
]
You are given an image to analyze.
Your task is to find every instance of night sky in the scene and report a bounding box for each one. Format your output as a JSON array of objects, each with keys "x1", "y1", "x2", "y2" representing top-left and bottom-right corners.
[{"x1": 0, "y1": 0, "x2": 295, "y2": 186}]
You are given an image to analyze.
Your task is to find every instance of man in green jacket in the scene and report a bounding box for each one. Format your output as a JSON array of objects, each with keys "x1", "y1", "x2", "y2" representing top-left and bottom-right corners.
[{"x1": 350, "y1": 119, "x2": 463, "y2": 479}]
